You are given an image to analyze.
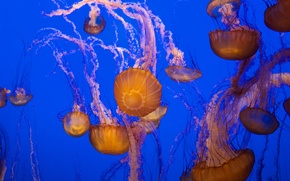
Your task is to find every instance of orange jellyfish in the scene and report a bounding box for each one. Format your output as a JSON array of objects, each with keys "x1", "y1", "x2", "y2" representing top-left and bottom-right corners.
[
  {"x1": 264, "y1": 0, "x2": 290, "y2": 32},
  {"x1": 209, "y1": 28, "x2": 260, "y2": 60},
  {"x1": 62, "y1": 111, "x2": 90, "y2": 137},
  {"x1": 283, "y1": 98, "x2": 290, "y2": 115},
  {"x1": 9, "y1": 87, "x2": 33, "y2": 106},
  {"x1": 83, "y1": 4, "x2": 106, "y2": 35},
  {"x1": 114, "y1": 68, "x2": 162, "y2": 117},
  {"x1": 166, "y1": 66, "x2": 202, "y2": 83},
  {"x1": 138, "y1": 105, "x2": 168, "y2": 134},
  {"x1": 239, "y1": 107, "x2": 279, "y2": 135},
  {"x1": 0, "y1": 88, "x2": 9, "y2": 108},
  {"x1": 89, "y1": 124, "x2": 129, "y2": 154},
  {"x1": 191, "y1": 149, "x2": 255, "y2": 181}
]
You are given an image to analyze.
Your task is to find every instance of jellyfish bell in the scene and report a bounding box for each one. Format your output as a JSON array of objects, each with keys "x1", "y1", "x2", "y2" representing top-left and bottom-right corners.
[
  {"x1": 62, "y1": 111, "x2": 90, "y2": 137},
  {"x1": 89, "y1": 124, "x2": 129, "y2": 155},
  {"x1": 165, "y1": 66, "x2": 202, "y2": 82},
  {"x1": 9, "y1": 87, "x2": 33, "y2": 106},
  {"x1": 209, "y1": 27, "x2": 260, "y2": 60},
  {"x1": 264, "y1": 0, "x2": 290, "y2": 32},
  {"x1": 83, "y1": 15, "x2": 106, "y2": 35},
  {"x1": 239, "y1": 107, "x2": 279, "y2": 135},
  {"x1": 114, "y1": 68, "x2": 162, "y2": 117},
  {"x1": 207, "y1": 0, "x2": 241, "y2": 17},
  {"x1": 191, "y1": 149, "x2": 255, "y2": 181},
  {"x1": 283, "y1": 98, "x2": 290, "y2": 115},
  {"x1": 0, "y1": 88, "x2": 10, "y2": 108}
]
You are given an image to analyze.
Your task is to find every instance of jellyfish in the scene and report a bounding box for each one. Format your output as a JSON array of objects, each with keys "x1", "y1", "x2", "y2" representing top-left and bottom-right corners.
[
  {"x1": 283, "y1": 98, "x2": 290, "y2": 115},
  {"x1": 239, "y1": 107, "x2": 279, "y2": 135},
  {"x1": 138, "y1": 105, "x2": 168, "y2": 134},
  {"x1": 62, "y1": 110, "x2": 90, "y2": 137},
  {"x1": 165, "y1": 66, "x2": 202, "y2": 83},
  {"x1": 207, "y1": 1, "x2": 260, "y2": 60},
  {"x1": 9, "y1": 40, "x2": 33, "y2": 106},
  {"x1": 264, "y1": 0, "x2": 290, "y2": 32},
  {"x1": 83, "y1": 4, "x2": 106, "y2": 35},
  {"x1": 114, "y1": 68, "x2": 162, "y2": 117},
  {"x1": 0, "y1": 88, "x2": 9, "y2": 108}
]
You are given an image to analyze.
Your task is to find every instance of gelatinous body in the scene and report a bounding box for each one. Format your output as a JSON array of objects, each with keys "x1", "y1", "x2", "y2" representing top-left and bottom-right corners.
[
  {"x1": 191, "y1": 149, "x2": 254, "y2": 181},
  {"x1": 264, "y1": 0, "x2": 290, "y2": 32},
  {"x1": 62, "y1": 111, "x2": 90, "y2": 137},
  {"x1": 239, "y1": 107, "x2": 279, "y2": 135},
  {"x1": 207, "y1": 0, "x2": 241, "y2": 17},
  {"x1": 89, "y1": 124, "x2": 129, "y2": 155},
  {"x1": 83, "y1": 15, "x2": 106, "y2": 35},
  {"x1": 283, "y1": 98, "x2": 290, "y2": 115},
  {"x1": 139, "y1": 105, "x2": 168, "y2": 133},
  {"x1": 209, "y1": 29, "x2": 260, "y2": 60},
  {"x1": 0, "y1": 88, "x2": 8, "y2": 108},
  {"x1": 9, "y1": 88, "x2": 33, "y2": 106},
  {"x1": 165, "y1": 66, "x2": 202, "y2": 82},
  {"x1": 114, "y1": 68, "x2": 162, "y2": 117}
]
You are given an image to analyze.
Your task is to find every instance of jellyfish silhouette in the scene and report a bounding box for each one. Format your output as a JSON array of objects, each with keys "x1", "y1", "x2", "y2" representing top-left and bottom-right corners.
[
  {"x1": 239, "y1": 107, "x2": 279, "y2": 135},
  {"x1": 283, "y1": 98, "x2": 290, "y2": 115},
  {"x1": 264, "y1": 0, "x2": 290, "y2": 32},
  {"x1": 0, "y1": 88, "x2": 9, "y2": 108},
  {"x1": 114, "y1": 68, "x2": 162, "y2": 117}
]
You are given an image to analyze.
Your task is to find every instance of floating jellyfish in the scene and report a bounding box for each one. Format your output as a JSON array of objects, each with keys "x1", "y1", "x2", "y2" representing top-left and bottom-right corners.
[
  {"x1": 206, "y1": 0, "x2": 241, "y2": 17},
  {"x1": 138, "y1": 105, "x2": 168, "y2": 134},
  {"x1": 264, "y1": 0, "x2": 290, "y2": 32},
  {"x1": 209, "y1": 28, "x2": 260, "y2": 60},
  {"x1": 284, "y1": 98, "x2": 290, "y2": 115},
  {"x1": 239, "y1": 107, "x2": 279, "y2": 135},
  {"x1": 207, "y1": 2, "x2": 260, "y2": 60},
  {"x1": 114, "y1": 68, "x2": 162, "y2": 117},
  {"x1": 89, "y1": 124, "x2": 129, "y2": 154},
  {"x1": 165, "y1": 66, "x2": 202, "y2": 83},
  {"x1": 9, "y1": 87, "x2": 33, "y2": 106},
  {"x1": 62, "y1": 110, "x2": 90, "y2": 137},
  {"x1": 191, "y1": 149, "x2": 254, "y2": 181},
  {"x1": 0, "y1": 88, "x2": 9, "y2": 108},
  {"x1": 83, "y1": 4, "x2": 106, "y2": 35}
]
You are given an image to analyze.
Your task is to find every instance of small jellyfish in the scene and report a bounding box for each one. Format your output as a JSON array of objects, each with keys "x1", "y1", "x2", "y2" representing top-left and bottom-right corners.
[
  {"x1": 83, "y1": 15, "x2": 106, "y2": 35},
  {"x1": 114, "y1": 68, "x2": 162, "y2": 117},
  {"x1": 209, "y1": 28, "x2": 260, "y2": 60},
  {"x1": 207, "y1": 0, "x2": 241, "y2": 17},
  {"x1": 9, "y1": 87, "x2": 33, "y2": 106},
  {"x1": 191, "y1": 149, "x2": 255, "y2": 181},
  {"x1": 138, "y1": 105, "x2": 168, "y2": 134},
  {"x1": 89, "y1": 124, "x2": 129, "y2": 155},
  {"x1": 0, "y1": 88, "x2": 9, "y2": 108},
  {"x1": 283, "y1": 98, "x2": 290, "y2": 115},
  {"x1": 62, "y1": 111, "x2": 90, "y2": 137},
  {"x1": 83, "y1": 4, "x2": 106, "y2": 35},
  {"x1": 239, "y1": 107, "x2": 279, "y2": 135},
  {"x1": 264, "y1": 0, "x2": 290, "y2": 32},
  {"x1": 165, "y1": 66, "x2": 202, "y2": 82}
]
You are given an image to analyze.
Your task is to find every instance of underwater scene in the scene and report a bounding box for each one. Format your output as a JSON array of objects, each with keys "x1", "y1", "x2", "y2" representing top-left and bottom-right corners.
[{"x1": 0, "y1": 0, "x2": 290, "y2": 180}]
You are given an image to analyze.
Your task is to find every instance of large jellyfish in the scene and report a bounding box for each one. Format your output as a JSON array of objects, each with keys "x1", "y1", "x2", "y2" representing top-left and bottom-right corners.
[{"x1": 207, "y1": 0, "x2": 260, "y2": 60}]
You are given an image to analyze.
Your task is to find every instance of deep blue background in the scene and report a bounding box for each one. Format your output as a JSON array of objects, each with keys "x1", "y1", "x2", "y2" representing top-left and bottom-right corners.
[{"x1": 0, "y1": 0, "x2": 290, "y2": 180}]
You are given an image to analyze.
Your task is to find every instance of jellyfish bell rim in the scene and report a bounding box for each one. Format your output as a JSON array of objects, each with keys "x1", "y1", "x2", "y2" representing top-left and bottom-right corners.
[
  {"x1": 239, "y1": 107, "x2": 279, "y2": 135},
  {"x1": 165, "y1": 66, "x2": 202, "y2": 83},
  {"x1": 209, "y1": 28, "x2": 260, "y2": 60},
  {"x1": 83, "y1": 15, "x2": 106, "y2": 35},
  {"x1": 206, "y1": 0, "x2": 241, "y2": 17},
  {"x1": 283, "y1": 98, "x2": 290, "y2": 115},
  {"x1": 191, "y1": 149, "x2": 255, "y2": 181}
]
